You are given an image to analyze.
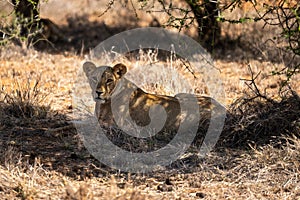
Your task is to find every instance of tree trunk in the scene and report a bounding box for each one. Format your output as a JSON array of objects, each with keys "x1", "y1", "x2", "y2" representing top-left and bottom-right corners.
[{"x1": 186, "y1": 0, "x2": 220, "y2": 51}]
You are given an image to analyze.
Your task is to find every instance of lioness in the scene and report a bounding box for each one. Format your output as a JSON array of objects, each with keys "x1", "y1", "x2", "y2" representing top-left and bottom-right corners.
[{"x1": 83, "y1": 62, "x2": 225, "y2": 140}]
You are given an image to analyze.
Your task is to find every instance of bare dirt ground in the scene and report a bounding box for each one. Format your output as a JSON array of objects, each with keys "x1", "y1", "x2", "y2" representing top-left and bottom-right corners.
[{"x1": 0, "y1": 1, "x2": 299, "y2": 199}]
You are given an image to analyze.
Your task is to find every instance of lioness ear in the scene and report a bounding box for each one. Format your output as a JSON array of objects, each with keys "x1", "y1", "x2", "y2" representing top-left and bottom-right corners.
[
  {"x1": 83, "y1": 61, "x2": 96, "y2": 76},
  {"x1": 112, "y1": 63, "x2": 127, "y2": 78}
]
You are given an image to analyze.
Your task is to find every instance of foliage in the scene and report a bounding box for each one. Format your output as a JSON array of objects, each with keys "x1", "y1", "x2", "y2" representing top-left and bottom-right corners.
[
  {"x1": 0, "y1": 15, "x2": 45, "y2": 48},
  {"x1": 220, "y1": 0, "x2": 299, "y2": 85},
  {"x1": 116, "y1": 0, "x2": 299, "y2": 88},
  {"x1": 0, "y1": 0, "x2": 44, "y2": 48}
]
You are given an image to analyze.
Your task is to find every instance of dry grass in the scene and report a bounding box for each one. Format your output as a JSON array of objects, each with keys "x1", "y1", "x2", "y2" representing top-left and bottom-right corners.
[
  {"x1": 0, "y1": 76, "x2": 49, "y2": 119},
  {"x1": 0, "y1": 137, "x2": 299, "y2": 199},
  {"x1": 0, "y1": 0, "x2": 299, "y2": 199},
  {"x1": 0, "y1": 47, "x2": 298, "y2": 199}
]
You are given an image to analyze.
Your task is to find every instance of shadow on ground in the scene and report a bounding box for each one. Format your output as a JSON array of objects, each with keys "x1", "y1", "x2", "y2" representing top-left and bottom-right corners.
[
  {"x1": 28, "y1": 14, "x2": 300, "y2": 68},
  {"x1": 219, "y1": 92, "x2": 300, "y2": 149},
  {"x1": 0, "y1": 91, "x2": 299, "y2": 179},
  {"x1": 33, "y1": 14, "x2": 141, "y2": 55},
  {"x1": 0, "y1": 101, "x2": 112, "y2": 179}
]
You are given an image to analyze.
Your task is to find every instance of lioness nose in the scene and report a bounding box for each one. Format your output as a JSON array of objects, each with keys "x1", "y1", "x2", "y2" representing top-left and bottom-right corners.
[{"x1": 96, "y1": 91, "x2": 103, "y2": 96}]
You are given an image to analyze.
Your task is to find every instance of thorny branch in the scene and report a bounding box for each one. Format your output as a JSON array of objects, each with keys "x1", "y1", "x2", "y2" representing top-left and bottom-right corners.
[{"x1": 240, "y1": 65, "x2": 274, "y2": 103}]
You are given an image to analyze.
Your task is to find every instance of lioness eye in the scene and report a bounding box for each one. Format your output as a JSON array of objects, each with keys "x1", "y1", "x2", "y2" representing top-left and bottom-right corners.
[{"x1": 106, "y1": 79, "x2": 113, "y2": 84}]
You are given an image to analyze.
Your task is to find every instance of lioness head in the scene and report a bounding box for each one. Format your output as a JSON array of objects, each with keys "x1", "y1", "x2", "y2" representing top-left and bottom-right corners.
[{"x1": 83, "y1": 62, "x2": 127, "y2": 102}]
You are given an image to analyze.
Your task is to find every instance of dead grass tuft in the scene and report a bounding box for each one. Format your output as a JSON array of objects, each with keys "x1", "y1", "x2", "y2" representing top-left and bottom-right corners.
[
  {"x1": 221, "y1": 88, "x2": 300, "y2": 148},
  {"x1": 0, "y1": 76, "x2": 51, "y2": 127}
]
